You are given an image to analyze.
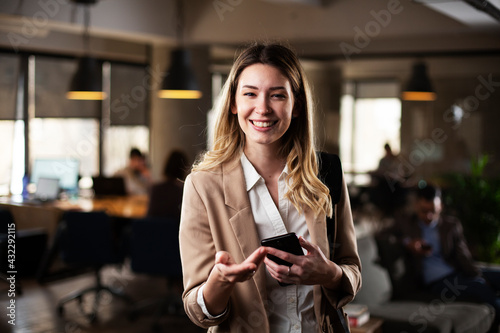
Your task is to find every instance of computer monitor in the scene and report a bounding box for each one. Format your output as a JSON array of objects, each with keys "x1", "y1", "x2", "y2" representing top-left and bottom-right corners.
[
  {"x1": 91, "y1": 176, "x2": 127, "y2": 196},
  {"x1": 31, "y1": 158, "x2": 80, "y2": 192}
]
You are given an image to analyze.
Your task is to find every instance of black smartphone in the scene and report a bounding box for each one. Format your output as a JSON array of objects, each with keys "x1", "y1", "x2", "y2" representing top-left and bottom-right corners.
[
  {"x1": 261, "y1": 232, "x2": 303, "y2": 286},
  {"x1": 261, "y1": 232, "x2": 304, "y2": 266}
]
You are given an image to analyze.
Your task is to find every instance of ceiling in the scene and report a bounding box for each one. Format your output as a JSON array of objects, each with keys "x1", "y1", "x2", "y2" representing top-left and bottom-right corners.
[
  {"x1": 423, "y1": 0, "x2": 500, "y2": 27},
  {"x1": 259, "y1": 0, "x2": 500, "y2": 28},
  {"x1": 0, "y1": 0, "x2": 499, "y2": 61}
]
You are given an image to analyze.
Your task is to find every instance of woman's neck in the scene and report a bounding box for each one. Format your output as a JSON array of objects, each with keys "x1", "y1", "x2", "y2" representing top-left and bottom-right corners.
[
  {"x1": 244, "y1": 145, "x2": 286, "y2": 208},
  {"x1": 244, "y1": 145, "x2": 286, "y2": 180}
]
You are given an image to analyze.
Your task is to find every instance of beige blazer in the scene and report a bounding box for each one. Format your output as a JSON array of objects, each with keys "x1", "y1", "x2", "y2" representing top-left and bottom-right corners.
[{"x1": 179, "y1": 157, "x2": 361, "y2": 332}]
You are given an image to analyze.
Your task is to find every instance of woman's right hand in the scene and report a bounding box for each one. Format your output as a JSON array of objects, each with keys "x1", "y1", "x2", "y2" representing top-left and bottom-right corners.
[
  {"x1": 203, "y1": 247, "x2": 267, "y2": 315},
  {"x1": 213, "y1": 247, "x2": 266, "y2": 284}
]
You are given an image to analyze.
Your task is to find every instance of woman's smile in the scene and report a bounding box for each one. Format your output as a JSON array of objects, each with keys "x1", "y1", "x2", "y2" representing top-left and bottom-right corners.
[{"x1": 250, "y1": 120, "x2": 278, "y2": 128}]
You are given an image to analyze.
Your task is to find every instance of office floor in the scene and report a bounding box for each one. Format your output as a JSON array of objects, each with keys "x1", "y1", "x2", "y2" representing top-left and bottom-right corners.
[{"x1": 0, "y1": 264, "x2": 206, "y2": 333}]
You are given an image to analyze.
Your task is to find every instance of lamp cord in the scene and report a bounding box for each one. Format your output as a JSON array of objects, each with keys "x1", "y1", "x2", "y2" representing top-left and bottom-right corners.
[
  {"x1": 176, "y1": 0, "x2": 184, "y2": 44},
  {"x1": 83, "y1": 5, "x2": 91, "y2": 55},
  {"x1": 70, "y1": 2, "x2": 91, "y2": 55}
]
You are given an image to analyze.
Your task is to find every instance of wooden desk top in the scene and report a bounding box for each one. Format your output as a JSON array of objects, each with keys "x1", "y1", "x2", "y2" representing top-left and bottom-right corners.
[
  {"x1": 1, "y1": 195, "x2": 148, "y2": 220},
  {"x1": 1, "y1": 195, "x2": 148, "y2": 241},
  {"x1": 54, "y1": 195, "x2": 148, "y2": 219}
]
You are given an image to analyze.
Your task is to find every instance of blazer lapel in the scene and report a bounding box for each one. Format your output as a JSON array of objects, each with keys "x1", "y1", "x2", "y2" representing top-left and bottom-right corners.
[
  {"x1": 222, "y1": 158, "x2": 268, "y2": 303},
  {"x1": 223, "y1": 158, "x2": 261, "y2": 256}
]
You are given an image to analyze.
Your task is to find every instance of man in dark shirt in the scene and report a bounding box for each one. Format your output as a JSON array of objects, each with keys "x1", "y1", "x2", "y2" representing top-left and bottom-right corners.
[{"x1": 395, "y1": 185, "x2": 499, "y2": 332}]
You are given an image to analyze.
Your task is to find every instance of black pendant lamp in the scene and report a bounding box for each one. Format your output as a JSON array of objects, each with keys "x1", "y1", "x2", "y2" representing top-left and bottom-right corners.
[
  {"x1": 66, "y1": 0, "x2": 106, "y2": 100},
  {"x1": 158, "y1": 49, "x2": 202, "y2": 99},
  {"x1": 401, "y1": 62, "x2": 436, "y2": 102},
  {"x1": 158, "y1": 0, "x2": 202, "y2": 99},
  {"x1": 66, "y1": 56, "x2": 105, "y2": 100}
]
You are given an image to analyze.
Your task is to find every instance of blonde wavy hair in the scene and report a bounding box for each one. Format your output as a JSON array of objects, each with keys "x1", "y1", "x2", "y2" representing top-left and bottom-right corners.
[{"x1": 193, "y1": 42, "x2": 332, "y2": 218}]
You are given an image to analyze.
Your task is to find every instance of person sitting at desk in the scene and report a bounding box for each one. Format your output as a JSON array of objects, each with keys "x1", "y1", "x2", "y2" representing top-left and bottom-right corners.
[
  {"x1": 147, "y1": 149, "x2": 188, "y2": 219},
  {"x1": 114, "y1": 148, "x2": 152, "y2": 196}
]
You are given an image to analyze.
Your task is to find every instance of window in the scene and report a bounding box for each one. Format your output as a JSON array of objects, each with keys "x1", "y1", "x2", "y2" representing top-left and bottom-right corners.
[
  {"x1": 339, "y1": 81, "x2": 401, "y2": 185},
  {"x1": 30, "y1": 118, "x2": 100, "y2": 178},
  {"x1": 31, "y1": 56, "x2": 101, "y2": 186},
  {"x1": 0, "y1": 54, "x2": 20, "y2": 195},
  {"x1": 0, "y1": 51, "x2": 150, "y2": 196},
  {"x1": 103, "y1": 126, "x2": 149, "y2": 177},
  {"x1": 0, "y1": 121, "x2": 21, "y2": 196},
  {"x1": 103, "y1": 62, "x2": 150, "y2": 177}
]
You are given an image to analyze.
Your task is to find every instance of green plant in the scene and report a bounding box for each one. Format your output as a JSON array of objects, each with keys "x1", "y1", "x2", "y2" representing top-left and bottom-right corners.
[{"x1": 443, "y1": 155, "x2": 500, "y2": 264}]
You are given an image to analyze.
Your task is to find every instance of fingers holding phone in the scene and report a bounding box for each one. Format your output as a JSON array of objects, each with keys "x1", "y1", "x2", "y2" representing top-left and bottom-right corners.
[
  {"x1": 262, "y1": 234, "x2": 343, "y2": 288},
  {"x1": 261, "y1": 233, "x2": 305, "y2": 286}
]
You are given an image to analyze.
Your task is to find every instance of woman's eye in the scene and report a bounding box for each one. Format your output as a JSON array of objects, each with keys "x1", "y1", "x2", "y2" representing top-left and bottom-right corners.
[
  {"x1": 243, "y1": 92, "x2": 256, "y2": 97},
  {"x1": 272, "y1": 94, "x2": 286, "y2": 99}
]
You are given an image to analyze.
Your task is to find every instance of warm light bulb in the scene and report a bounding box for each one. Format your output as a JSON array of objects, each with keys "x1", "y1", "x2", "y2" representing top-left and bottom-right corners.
[
  {"x1": 401, "y1": 91, "x2": 436, "y2": 101},
  {"x1": 158, "y1": 89, "x2": 202, "y2": 99},
  {"x1": 66, "y1": 91, "x2": 107, "y2": 100}
]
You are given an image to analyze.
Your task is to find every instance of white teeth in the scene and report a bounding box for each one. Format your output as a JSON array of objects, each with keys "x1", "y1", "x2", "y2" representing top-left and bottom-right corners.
[{"x1": 253, "y1": 121, "x2": 274, "y2": 128}]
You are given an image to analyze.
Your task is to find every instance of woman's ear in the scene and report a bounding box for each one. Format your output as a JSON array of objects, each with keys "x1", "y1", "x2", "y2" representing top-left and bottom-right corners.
[{"x1": 231, "y1": 105, "x2": 237, "y2": 115}]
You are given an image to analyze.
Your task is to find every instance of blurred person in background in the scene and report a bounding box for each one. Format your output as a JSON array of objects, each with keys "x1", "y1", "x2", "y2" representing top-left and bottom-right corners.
[
  {"x1": 394, "y1": 184, "x2": 500, "y2": 333},
  {"x1": 147, "y1": 149, "x2": 189, "y2": 220},
  {"x1": 114, "y1": 147, "x2": 152, "y2": 195}
]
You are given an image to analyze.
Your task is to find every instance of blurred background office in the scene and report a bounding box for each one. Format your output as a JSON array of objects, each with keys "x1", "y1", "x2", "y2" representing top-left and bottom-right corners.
[
  {"x1": 1, "y1": 0, "x2": 499, "y2": 199},
  {"x1": 0, "y1": 0, "x2": 499, "y2": 332}
]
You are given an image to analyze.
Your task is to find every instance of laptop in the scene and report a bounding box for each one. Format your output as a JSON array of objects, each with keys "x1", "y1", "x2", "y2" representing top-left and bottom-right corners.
[
  {"x1": 20, "y1": 177, "x2": 60, "y2": 205},
  {"x1": 92, "y1": 176, "x2": 127, "y2": 196},
  {"x1": 34, "y1": 177, "x2": 60, "y2": 202}
]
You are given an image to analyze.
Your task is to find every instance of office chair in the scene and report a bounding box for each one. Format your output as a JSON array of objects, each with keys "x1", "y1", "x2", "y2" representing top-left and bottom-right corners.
[
  {"x1": 0, "y1": 209, "x2": 48, "y2": 295},
  {"x1": 128, "y1": 216, "x2": 183, "y2": 331},
  {"x1": 56, "y1": 211, "x2": 131, "y2": 322}
]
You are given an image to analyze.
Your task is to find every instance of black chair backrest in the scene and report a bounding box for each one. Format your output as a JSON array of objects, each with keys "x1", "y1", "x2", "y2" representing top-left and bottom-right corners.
[
  {"x1": 59, "y1": 211, "x2": 122, "y2": 265},
  {"x1": 130, "y1": 217, "x2": 182, "y2": 277}
]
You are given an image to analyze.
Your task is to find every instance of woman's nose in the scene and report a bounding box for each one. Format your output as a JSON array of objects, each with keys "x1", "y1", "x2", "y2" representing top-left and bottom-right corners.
[{"x1": 255, "y1": 97, "x2": 271, "y2": 114}]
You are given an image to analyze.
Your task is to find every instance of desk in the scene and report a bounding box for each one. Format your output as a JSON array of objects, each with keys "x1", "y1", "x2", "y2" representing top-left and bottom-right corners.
[
  {"x1": 0, "y1": 195, "x2": 148, "y2": 282},
  {"x1": 55, "y1": 195, "x2": 148, "y2": 219},
  {"x1": 0, "y1": 195, "x2": 148, "y2": 240}
]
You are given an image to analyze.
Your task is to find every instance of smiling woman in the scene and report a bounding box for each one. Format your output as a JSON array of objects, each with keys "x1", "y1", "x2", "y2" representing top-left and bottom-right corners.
[
  {"x1": 179, "y1": 43, "x2": 361, "y2": 333},
  {"x1": 231, "y1": 63, "x2": 297, "y2": 159}
]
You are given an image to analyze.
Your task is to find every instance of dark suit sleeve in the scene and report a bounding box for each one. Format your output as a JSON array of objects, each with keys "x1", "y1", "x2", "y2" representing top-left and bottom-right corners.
[{"x1": 446, "y1": 217, "x2": 481, "y2": 277}]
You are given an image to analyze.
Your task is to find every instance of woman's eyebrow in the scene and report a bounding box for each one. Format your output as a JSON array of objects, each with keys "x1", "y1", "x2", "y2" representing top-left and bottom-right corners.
[
  {"x1": 242, "y1": 85, "x2": 258, "y2": 89},
  {"x1": 269, "y1": 86, "x2": 287, "y2": 91},
  {"x1": 241, "y1": 85, "x2": 287, "y2": 90}
]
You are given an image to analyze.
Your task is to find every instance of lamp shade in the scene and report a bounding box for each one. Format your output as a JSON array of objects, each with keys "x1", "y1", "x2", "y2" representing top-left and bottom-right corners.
[
  {"x1": 66, "y1": 56, "x2": 106, "y2": 100},
  {"x1": 158, "y1": 49, "x2": 202, "y2": 99},
  {"x1": 401, "y1": 62, "x2": 436, "y2": 101}
]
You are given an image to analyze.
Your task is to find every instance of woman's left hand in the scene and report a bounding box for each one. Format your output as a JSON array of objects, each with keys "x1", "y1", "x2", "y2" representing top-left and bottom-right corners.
[{"x1": 263, "y1": 236, "x2": 343, "y2": 289}]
